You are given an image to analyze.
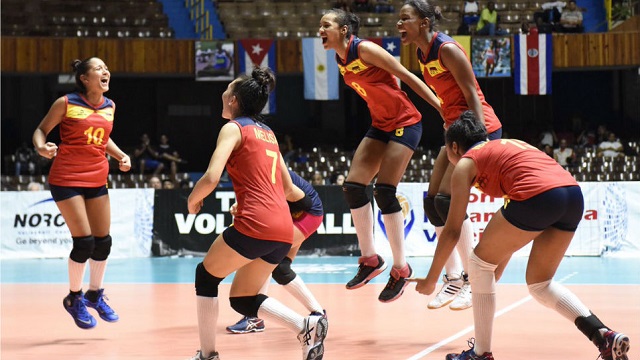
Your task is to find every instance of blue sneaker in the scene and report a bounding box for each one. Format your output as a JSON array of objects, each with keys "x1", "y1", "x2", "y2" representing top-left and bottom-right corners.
[
  {"x1": 84, "y1": 289, "x2": 119, "y2": 322},
  {"x1": 63, "y1": 293, "x2": 97, "y2": 329},
  {"x1": 446, "y1": 339, "x2": 495, "y2": 360},
  {"x1": 225, "y1": 316, "x2": 265, "y2": 334},
  {"x1": 599, "y1": 330, "x2": 630, "y2": 360}
]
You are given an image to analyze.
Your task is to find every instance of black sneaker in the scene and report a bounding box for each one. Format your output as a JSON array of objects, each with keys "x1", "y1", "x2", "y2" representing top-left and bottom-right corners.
[
  {"x1": 378, "y1": 263, "x2": 413, "y2": 303},
  {"x1": 345, "y1": 254, "x2": 387, "y2": 290}
]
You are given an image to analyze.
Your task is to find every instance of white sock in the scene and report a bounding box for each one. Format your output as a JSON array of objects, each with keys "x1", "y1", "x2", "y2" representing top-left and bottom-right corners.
[
  {"x1": 457, "y1": 218, "x2": 475, "y2": 272},
  {"x1": 257, "y1": 297, "x2": 305, "y2": 334},
  {"x1": 383, "y1": 211, "x2": 406, "y2": 268},
  {"x1": 68, "y1": 258, "x2": 87, "y2": 292},
  {"x1": 528, "y1": 280, "x2": 591, "y2": 322},
  {"x1": 439, "y1": 227, "x2": 463, "y2": 278},
  {"x1": 283, "y1": 276, "x2": 324, "y2": 314},
  {"x1": 351, "y1": 203, "x2": 376, "y2": 257},
  {"x1": 196, "y1": 296, "x2": 219, "y2": 358},
  {"x1": 88, "y1": 259, "x2": 107, "y2": 291},
  {"x1": 468, "y1": 252, "x2": 498, "y2": 355}
]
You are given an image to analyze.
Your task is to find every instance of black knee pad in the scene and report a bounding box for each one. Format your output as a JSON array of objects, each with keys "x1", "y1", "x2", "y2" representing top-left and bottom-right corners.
[
  {"x1": 342, "y1": 181, "x2": 370, "y2": 209},
  {"x1": 374, "y1": 184, "x2": 402, "y2": 214},
  {"x1": 69, "y1": 235, "x2": 95, "y2": 263},
  {"x1": 272, "y1": 257, "x2": 296, "y2": 285},
  {"x1": 195, "y1": 262, "x2": 224, "y2": 297},
  {"x1": 90, "y1": 235, "x2": 112, "y2": 261},
  {"x1": 424, "y1": 195, "x2": 445, "y2": 227},
  {"x1": 229, "y1": 294, "x2": 268, "y2": 318},
  {"x1": 435, "y1": 194, "x2": 468, "y2": 222}
]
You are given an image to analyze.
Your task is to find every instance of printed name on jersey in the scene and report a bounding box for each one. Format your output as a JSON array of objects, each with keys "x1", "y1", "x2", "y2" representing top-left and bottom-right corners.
[
  {"x1": 338, "y1": 58, "x2": 369, "y2": 75},
  {"x1": 253, "y1": 127, "x2": 277, "y2": 144},
  {"x1": 421, "y1": 60, "x2": 447, "y2": 77}
]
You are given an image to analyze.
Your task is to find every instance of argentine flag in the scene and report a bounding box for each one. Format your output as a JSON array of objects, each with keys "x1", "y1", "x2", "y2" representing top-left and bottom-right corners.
[{"x1": 302, "y1": 38, "x2": 339, "y2": 100}]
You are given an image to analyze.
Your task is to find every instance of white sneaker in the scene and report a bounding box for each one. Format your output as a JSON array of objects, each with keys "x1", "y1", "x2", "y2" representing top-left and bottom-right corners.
[
  {"x1": 449, "y1": 279, "x2": 472, "y2": 310},
  {"x1": 188, "y1": 350, "x2": 220, "y2": 360},
  {"x1": 427, "y1": 273, "x2": 464, "y2": 309},
  {"x1": 298, "y1": 315, "x2": 328, "y2": 360}
]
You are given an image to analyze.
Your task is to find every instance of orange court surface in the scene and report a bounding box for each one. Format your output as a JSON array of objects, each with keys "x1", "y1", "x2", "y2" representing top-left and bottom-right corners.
[{"x1": 1, "y1": 256, "x2": 639, "y2": 360}]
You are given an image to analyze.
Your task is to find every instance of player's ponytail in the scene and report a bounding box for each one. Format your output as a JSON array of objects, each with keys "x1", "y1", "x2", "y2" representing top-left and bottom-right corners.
[{"x1": 233, "y1": 66, "x2": 276, "y2": 119}]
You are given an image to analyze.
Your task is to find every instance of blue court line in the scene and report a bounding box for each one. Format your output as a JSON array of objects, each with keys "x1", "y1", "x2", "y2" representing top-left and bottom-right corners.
[{"x1": 1, "y1": 256, "x2": 639, "y2": 285}]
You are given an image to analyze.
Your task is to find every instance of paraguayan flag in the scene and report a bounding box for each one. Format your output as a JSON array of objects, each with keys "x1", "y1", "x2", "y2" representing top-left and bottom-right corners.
[{"x1": 302, "y1": 37, "x2": 339, "y2": 100}]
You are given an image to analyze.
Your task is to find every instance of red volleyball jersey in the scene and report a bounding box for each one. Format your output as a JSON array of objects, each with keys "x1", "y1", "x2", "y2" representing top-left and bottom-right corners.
[
  {"x1": 463, "y1": 139, "x2": 578, "y2": 201},
  {"x1": 337, "y1": 35, "x2": 421, "y2": 132},
  {"x1": 48, "y1": 93, "x2": 114, "y2": 187},
  {"x1": 226, "y1": 118, "x2": 293, "y2": 244},
  {"x1": 417, "y1": 32, "x2": 501, "y2": 133}
]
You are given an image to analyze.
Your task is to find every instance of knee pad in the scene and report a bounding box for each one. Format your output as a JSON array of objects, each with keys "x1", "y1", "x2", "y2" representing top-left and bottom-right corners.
[
  {"x1": 69, "y1": 235, "x2": 95, "y2": 263},
  {"x1": 195, "y1": 262, "x2": 224, "y2": 297},
  {"x1": 435, "y1": 194, "x2": 468, "y2": 222},
  {"x1": 468, "y1": 251, "x2": 497, "y2": 294},
  {"x1": 342, "y1": 182, "x2": 370, "y2": 209},
  {"x1": 423, "y1": 195, "x2": 444, "y2": 227},
  {"x1": 373, "y1": 184, "x2": 402, "y2": 214},
  {"x1": 90, "y1": 235, "x2": 112, "y2": 261},
  {"x1": 272, "y1": 257, "x2": 296, "y2": 285},
  {"x1": 229, "y1": 294, "x2": 268, "y2": 318}
]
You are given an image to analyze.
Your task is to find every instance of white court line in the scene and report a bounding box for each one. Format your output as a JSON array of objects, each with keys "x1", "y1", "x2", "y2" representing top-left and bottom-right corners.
[{"x1": 406, "y1": 272, "x2": 579, "y2": 360}]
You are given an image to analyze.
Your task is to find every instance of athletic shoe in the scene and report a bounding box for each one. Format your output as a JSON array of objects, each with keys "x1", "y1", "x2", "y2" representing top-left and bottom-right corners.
[
  {"x1": 298, "y1": 315, "x2": 328, "y2": 360},
  {"x1": 63, "y1": 292, "x2": 97, "y2": 329},
  {"x1": 187, "y1": 350, "x2": 220, "y2": 360},
  {"x1": 345, "y1": 254, "x2": 387, "y2": 290},
  {"x1": 378, "y1": 263, "x2": 413, "y2": 303},
  {"x1": 449, "y1": 273, "x2": 472, "y2": 310},
  {"x1": 84, "y1": 289, "x2": 119, "y2": 322},
  {"x1": 310, "y1": 310, "x2": 327, "y2": 319},
  {"x1": 446, "y1": 348, "x2": 495, "y2": 360},
  {"x1": 427, "y1": 273, "x2": 464, "y2": 309},
  {"x1": 225, "y1": 316, "x2": 265, "y2": 334},
  {"x1": 599, "y1": 330, "x2": 630, "y2": 360}
]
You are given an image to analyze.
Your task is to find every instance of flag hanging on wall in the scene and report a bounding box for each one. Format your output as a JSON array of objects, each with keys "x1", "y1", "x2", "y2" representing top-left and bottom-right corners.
[
  {"x1": 369, "y1": 37, "x2": 401, "y2": 86},
  {"x1": 513, "y1": 33, "x2": 553, "y2": 95},
  {"x1": 302, "y1": 37, "x2": 339, "y2": 100},
  {"x1": 237, "y1": 39, "x2": 276, "y2": 113}
]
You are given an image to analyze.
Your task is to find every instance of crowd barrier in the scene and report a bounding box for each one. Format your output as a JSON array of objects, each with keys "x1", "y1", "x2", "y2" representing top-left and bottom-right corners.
[{"x1": 2, "y1": 182, "x2": 639, "y2": 259}]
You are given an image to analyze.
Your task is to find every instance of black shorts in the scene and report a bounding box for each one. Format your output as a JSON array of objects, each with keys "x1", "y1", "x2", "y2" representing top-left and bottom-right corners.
[
  {"x1": 365, "y1": 122, "x2": 422, "y2": 151},
  {"x1": 49, "y1": 184, "x2": 108, "y2": 202},
  {"x1": 222, "y1": 226, "x2": 292, "y2": 265},
  {"x1": 501, "y1": 185, "x2": 584, "y2": 232},
  {"x1": 488, "y1": 128, "x2": 503, "y2": 140}
]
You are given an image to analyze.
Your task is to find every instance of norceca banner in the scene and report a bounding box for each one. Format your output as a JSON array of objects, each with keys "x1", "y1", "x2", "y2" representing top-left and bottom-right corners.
[
  {"x1": 2, "y1": 182, "x2": 639, "y2": 259},
  {"x1": 0, "y1": 189, "x2": 155, "y2": 259}
]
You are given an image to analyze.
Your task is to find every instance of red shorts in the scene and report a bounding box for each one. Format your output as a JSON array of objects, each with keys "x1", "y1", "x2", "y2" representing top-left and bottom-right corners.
[{"x1": 293, "y1": 212, "x2": 323, "y2": 239}]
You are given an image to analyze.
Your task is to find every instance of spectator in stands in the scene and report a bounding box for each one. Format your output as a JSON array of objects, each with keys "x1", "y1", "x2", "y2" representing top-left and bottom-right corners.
[
  {"x1": 311, "y1": 171, "x2": 325, "y2": 185},
  {"x1": 476, "y1": 2, "x2": 505, "y2": 36},
  {"x1": 373, "y1": 0, "x2": 395, "y2": 13},
  {"x1": 538, "y1": 125, "x2": 558, "y2": 148},
  {"x1": 353, "y1": 0, "x2": 371, "y2": 12},
  {"x1": 597, "y1": 132, "x2": 624, "y2": 158},
  {"x1": 534, "y1": 0, "x2": 564, "y2": 27},
  {"x1": 134, "y1": 133, "x2": 164, "y2": 175},
  {"x1": 157, "y1": 134, "x2": 186, "y2": 181},
  {"x1": 162, "y1": 178, "x2": 175, "y2": 189},
  {"x1": 14, "y1": 141, "x2": 37, "y2": 175},
  {"x1": 32, "y1": 57, "x2": 130, "y2": 330},
  {"x1": 596, "y1": 124, "x2": 609, "y2": 144},
  {"x1": 27, "y1": 181, "x2": 44, "y2": 191},
  {"x1": 542, "y1": 144, "x2": 555, "y2": 158},
  {"x1": 558, "y1": 0, "x2": 583, "y2": 32},
  {"x1": 148, "y1": 176, "x2": 162, "y2": 189},
  {"x1": 534, "y1": 15, "x2": 554, "y2": 33},
  {"x1": 330, "y1": 172, "x2": 346, "y2": 186},
  {"x1": 462, "y1": 0, "x2": 480, "y2": 26},
  {"x1": 334, "y1": 0, "x2": 353, "y2": 12},
  {"x1": 553, "y1": 139, "x2": 577, "y2": 167}
]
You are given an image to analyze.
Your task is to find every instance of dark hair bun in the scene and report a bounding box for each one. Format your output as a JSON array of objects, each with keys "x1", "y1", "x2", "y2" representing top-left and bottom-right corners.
[
  {"x1": 252, "y1": 67, "x2": 276, "y2": 93},
  {"x1": 70, "y1": 59, "x2": 82, "y2": 72}
]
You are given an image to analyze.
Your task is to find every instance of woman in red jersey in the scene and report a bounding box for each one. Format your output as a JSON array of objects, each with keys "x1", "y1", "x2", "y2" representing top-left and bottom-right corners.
[
  {"x1": 186, "y1": 67, "x2": 327, "y2": 360},
  {"x1": 320, "y1": 8, "x2": 443, "y2": 303},
  {"x1": 412, "y1": 111, "x2": 630, "y2": 360},
  {"x1": 32, "y1": 57, "x2": 131, "y2": 330},
  {"x1": 398, "y1": 0, "x2": 504, "y2": 311}
]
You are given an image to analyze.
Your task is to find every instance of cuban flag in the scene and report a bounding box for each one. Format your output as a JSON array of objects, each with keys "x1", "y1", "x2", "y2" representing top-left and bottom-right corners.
[
  {"x1": 514, "y1": 34, "x2": 552, "y2": 95},
  {"x1": 302, "y1": 37, "x2": 339, "y2": 100},
  {"x1": 369, "y1": 37, "x2": 402, "y2": 86},
  {"x1": 237, "y1": 39, "x2": 276, "y2": 113}
]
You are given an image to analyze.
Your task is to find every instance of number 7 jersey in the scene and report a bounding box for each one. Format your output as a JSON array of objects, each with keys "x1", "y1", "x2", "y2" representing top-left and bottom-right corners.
[{"x1": 48, "y1": 93, "x2": 115, "y2": 188}]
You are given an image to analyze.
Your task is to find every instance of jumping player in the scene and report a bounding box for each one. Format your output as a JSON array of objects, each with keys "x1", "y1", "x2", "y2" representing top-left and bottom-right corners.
[
  {"x1": 33, "y1": 57, "x2": 131, "y2": 329},
  {"x1": 320, "y1": 8, "x2": 443, "y2": 303},
  {"x1": 398, "y1": 0, "x2": 504, "y2": 310},
  {"x1": 413, "y1": 111, "x2": 630, "y2": 360}
]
